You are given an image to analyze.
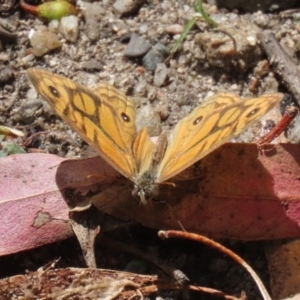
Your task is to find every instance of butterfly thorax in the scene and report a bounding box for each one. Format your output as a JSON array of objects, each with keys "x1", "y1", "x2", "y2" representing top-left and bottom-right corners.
[
  {"x1": 132, "y1": 131, "x2": 168, "y2": 204},
  {"x1": 132, "y1": 170, "x2": 160, "y2": 204}
]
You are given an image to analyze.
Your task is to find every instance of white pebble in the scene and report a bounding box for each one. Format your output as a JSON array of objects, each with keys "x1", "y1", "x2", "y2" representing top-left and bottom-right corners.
[
  {"x1": 59, "y1": 16, "x2": 79, "y2": 43},
  {"x1": 30, "y1": 30, "x2": 61, "y2": 57},
  {"x1": 48, "y1": 20, "x2": 60, "y2": 33}
]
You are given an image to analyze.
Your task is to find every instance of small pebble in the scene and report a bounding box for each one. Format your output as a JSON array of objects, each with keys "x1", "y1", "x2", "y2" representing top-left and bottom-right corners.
[
  {"x1": 30, "y1": 30, "x2": 61, "y2": 57},
  {"x1": 147, "y1": 86, "x2": 157, "y2": 102},
  {"x1": 82, "y1": 2, "x2": 104, "y2": 41},
  {"x1": 134, "y1": 79, "x2": 147, "y2": 95},
  {"x1": 14, "y1": 99, "x2": 43, "y2": 124},
  {"x1": 82, "y1": 59, "x2": 103, "y2": 72},
  {"x1": 153, "y1": 63, "x2": 168, "y2": 87},
  {"x1": 176, "y1": 92, "x2": 192, "y2": 107},
  {"x1": 47, "y1": 144, "x2": 58, "y2": 154},
  {"x1": 264, "y1": 76, "x2": 279, "y2": 91},
  {"x1": 0, "y1": 66, "x2": 14, "y2": 85},
  {"x1": 135, "y1": 105, "x2": 162, "y2": 136},
  {"x1": 253, "y1": 60, "x2": 270, "y2": 77},
  {"x1": 111, "y1": 19, "x2": 127, "y2": 33},
  {"x1": 165, "y1": 24, "x2": 183, "y2": 35},
  {"x1": 59, "y1": 15, "x2": 79, "y2": 43},
  {"x1": 157, "y1": 104, "x2": 170, "y2": 120},
  {"x1": 124, "y1": 33, "x2": 151, "y2": 57},
  {"x1": 142, "y1": 42, "x2": 169, "y2": 71},
  {"x1": 113, "y1": 0, "x2": 145, "y2": 16},
  {"x1": 48, "y1": 20, "x2": 60, "y2": 33},
  {"x1": 139, "y1": 24, "x2": 148, "y2": 34}
]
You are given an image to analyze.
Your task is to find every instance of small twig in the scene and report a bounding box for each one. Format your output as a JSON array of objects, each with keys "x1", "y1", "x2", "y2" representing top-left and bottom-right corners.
[
  {"x1": 257, "y1": 105, "x2": 298, "y2": 146},
  {"x1": 140, "y1": 283, "x2": 242, "y2": 300},
  {"x1": 258, "y1": 31, "x2": 300, "y2": 105},
  {"x1": 22, "y1": 130, "x2": 47, "y2": 147},
  {"x1": 159, "y1": 230, "x2": 272, "y2": 300}
]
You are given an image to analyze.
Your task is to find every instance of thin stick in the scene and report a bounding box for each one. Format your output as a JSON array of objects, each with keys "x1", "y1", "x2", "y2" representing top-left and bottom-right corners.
[
  {"x1": 257, "y1": 105, "x2": 298, "y2": 146},
  {"x1": 159, "y1": 230, "x2": 272, "y2": 300}
]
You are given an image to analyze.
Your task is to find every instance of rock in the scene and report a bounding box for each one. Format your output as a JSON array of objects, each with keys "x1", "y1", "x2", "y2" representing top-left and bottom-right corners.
[
  {"x1": 113, "y1": 0, "x2": 145, "y2": 16},
  {"x1": 135, "y1": 105, "x2": 162, "y2": 136},
  {"x1": 142, "y1": 43, "x2": 169, "y2": 71},
  {"x1": 153, "y1": 63, "x2": 168, "y2": 87},
  {"x1": 47, "y1": 144, "x2": 59, "y2": 154},
  {"x1": 165, "y1": 24, "x2": 184, "y2": 35},
  {"x1": 82, "y1": 2, "x2": 105, "y2": 41},
  {"x1": 13, "y1": 98, "x2": 43, "y2": 124},
  {"x1": 29, "y1": 29, "x2": 61, "y2": 57},
  {"x1": 59, "y1": 15, "x2": 79, "y2": 43},
  {"x1": 124, "y1": 33, "x2": 151, "y2": 57},
  {"x1": 134, "y1": 79, "x2": 147, "y2": 95},
  {"x1": 253, "y1": 60, "x2": 270, "y2": 77},
  {"x1": 111, "y1": 19, "x2": 128, "y2": 34},
  {"x1": 157, "y1": 104, "x2": 170, "y2": 121},
  {"x1": 82, "y1": 59, "x2": 103, "y2": 72},
  {"x1": 48, "y1": 20, "x2": 60, "y2": 33},
  {"x1": 195, "y1": 21, "x2": 262, "y2": 72},
  {"x1": 0, "y1": 66, "x2": 14, "y2": 85}
]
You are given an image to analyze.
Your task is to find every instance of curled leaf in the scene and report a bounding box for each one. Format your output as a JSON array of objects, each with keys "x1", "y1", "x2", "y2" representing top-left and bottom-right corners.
[{"x1": 20, "y1": 0, "x2": 78, "y2": 21}]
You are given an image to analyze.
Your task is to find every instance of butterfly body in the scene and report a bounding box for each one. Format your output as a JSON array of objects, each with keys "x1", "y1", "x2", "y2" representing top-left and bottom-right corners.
[{"x1": 27, "y1": 68, "x2": 284, "y2": 204}]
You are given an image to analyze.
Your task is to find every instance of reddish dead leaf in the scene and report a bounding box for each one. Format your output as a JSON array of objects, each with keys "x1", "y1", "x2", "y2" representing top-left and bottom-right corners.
[
  {"x1": 82, "y1": 143, "x2": 300, "y2": 240},
  {"x1": 0, "y1": 152, "x2": 122, "y2": 256},
  {"x1": 0, "y1": 154, "x2": 73, "y2": 256},
  {"x1": 1, "y1": 143, "x2": 300, "y2": 257}
]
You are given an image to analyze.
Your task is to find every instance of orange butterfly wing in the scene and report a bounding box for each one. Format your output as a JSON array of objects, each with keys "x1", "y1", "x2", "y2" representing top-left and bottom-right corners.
[
  {"x1": 157, "y1": 93, "x2": 284, "y2": 182},
  {"x1": 27, "y1": 68, "x2": 138, "y2": 179}
]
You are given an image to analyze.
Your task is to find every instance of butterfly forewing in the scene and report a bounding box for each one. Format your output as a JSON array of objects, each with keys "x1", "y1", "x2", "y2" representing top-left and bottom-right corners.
[
  {"x1": 157, "y1": 93, "x2": 284, "y2": 182},
  {"x1": 27, "y1": 68, "x2": 137, "y2": 179},
  {"x1": 93, "y1": 84, "x2": 136, "y2": 148}
]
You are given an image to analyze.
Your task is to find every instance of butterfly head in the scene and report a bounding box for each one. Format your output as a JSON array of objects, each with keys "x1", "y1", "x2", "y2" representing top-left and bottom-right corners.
[{"x1": 132, "y1": 171, "x2": 159, "y2": 204}]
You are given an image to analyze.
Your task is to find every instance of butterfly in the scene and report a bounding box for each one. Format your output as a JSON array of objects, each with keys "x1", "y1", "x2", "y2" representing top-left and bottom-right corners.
[{"x1": 27, "y1": 68, "x2": 283, "y2": 204}]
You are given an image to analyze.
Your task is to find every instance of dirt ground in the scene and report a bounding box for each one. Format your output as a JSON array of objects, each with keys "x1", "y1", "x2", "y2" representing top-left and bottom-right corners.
[{"x1": 1, "y1": 0, "x2": 300, "y2": 299}]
